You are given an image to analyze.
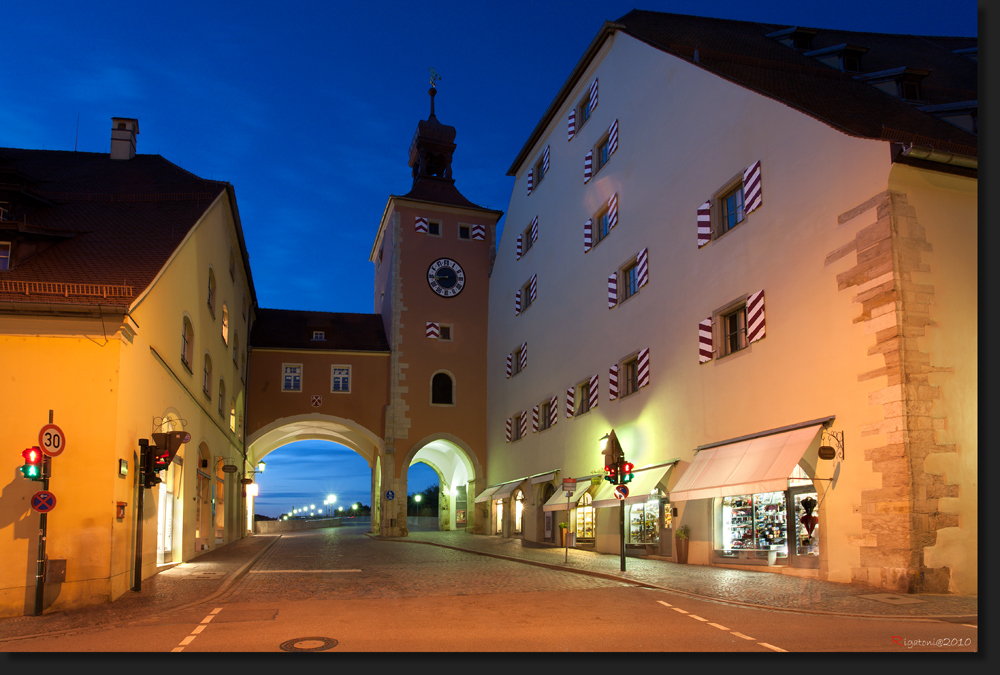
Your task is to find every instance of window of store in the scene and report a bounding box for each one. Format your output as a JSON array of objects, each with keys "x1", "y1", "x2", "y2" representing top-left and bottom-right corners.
[
  {"x1": 628, "y1": 496, "x2": 660, "y2": 545},
  {"x1": 576, "y1": 492, "x2": 595, "y2": 540},
  {"x1": 495, "y1": 499, "x2": 504, "y2": 534},
  {"x1": 514, "y1": 491, "x2": 524, "y2": 534}
]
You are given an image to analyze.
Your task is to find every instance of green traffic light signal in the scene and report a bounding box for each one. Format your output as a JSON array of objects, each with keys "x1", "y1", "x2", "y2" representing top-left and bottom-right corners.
[{"x1": 19, "y1": 447, "x2": 44, "y2": 481}]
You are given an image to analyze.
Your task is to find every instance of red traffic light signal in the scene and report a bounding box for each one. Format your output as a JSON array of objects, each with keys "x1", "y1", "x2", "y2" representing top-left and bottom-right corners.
[
  {"x1": 19, "y1": 446, "x2": 44, "y2": 481},
  {"x1": 604, "y1": 463, "x2": 619, "y2": 483},
  {"x1": 620, "y1": 461, "x2": 634, "y2": 484}
]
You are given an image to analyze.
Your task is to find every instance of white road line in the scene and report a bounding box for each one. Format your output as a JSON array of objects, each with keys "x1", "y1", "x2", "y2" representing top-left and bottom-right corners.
[
  {"x1": 672, "y1": 607, "x2": 689, "y2": 614},
  {"x1": 731, "y1": 632, "x2": 756, "y2": 641},
  {"x1": 708, "y1": 623, "x2": 730, "y2": 630},
  {"x1": 689, "y1": 615, "x2": 708, "y2": 622},
  {"x1": 171, "y1": 647, "x2": 185, "y2": 652},
  {"x1": 201, "y1": 615, "x2": 215, "y2": 624},
  {"x1": 656, "y1": 601, "x2": 672, "y2": 608},
  {"x1": 759, "y1": 642, "x2": 787, "y2": 652},
  {"x1": 963, "y1": 624, "x2": 977, "y2": 629},
  {"x1": 192, "y1": 625, "x2": 206, "y2": 634},
  {"x1": 211, "y1": 607, "x2": 223, "y2": 614},
  {"x1": 179, "y1": 636, "x2": 196, "y2": 646},
  {"x1": 249, "y1": 569, "x2": 362, "y2": 573}
]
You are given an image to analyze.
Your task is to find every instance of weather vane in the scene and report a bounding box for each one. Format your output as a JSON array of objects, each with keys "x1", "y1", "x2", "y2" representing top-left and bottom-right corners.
[{"x1": 429, "y1": 67, "x2": 441, "y2": 88}]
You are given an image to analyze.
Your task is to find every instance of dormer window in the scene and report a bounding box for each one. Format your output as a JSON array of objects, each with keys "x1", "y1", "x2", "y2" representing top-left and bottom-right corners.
[
  {"x1": 0, "y1": 242, "x2": 11, "y2": 271},
  {"x1": 803, "y1": 44, "x2": 868, "y2": 73},
  {"x1": 854, "y1": 67, "x2": 930, "y2": 103},
  {"x1": 312, "y1": 331, "x2": 326, "y2": 341},
  {"x1": 953, "y1": 47, "x2": 977, "y2": 63},
  {"x1": 765, "y1": 26, "x2": 817, "y2": 51}
]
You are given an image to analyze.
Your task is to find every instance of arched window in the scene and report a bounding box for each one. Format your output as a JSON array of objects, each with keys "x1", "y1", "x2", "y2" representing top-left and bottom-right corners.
[
  {"x1": 514, "y1": 491, "x2": 524, "y2": 534},
  {"x1": 232, "y1": 332, "x2": 239, "y2": 363},
  {"x1": 431, "y1": 372, "x2": 454, "y2": 405},
  {"x1": 181, "y1": 317, "x2": 194, "y2": 371},
  {"x1": 577, "y1": 492, "x2": 595, "y2": 540},
  {"x1": 207, "y1": 268, "x2": 216, "y2": 316},
  {"x1": 221, "y1": 304, "x2": 229, "y2": 345},
  {"x1": 203, "y1": 354, "x2": 212, "y2": 398},
  {"x1": 229, "y1": 399, "x2": 236, "y2": 432},
  {"x1": 218, "y1": 380, "x2": 226, "y2": 415}
]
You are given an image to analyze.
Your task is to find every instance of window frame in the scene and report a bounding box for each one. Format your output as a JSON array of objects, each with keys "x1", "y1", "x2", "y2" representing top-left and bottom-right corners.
[
  {"x1": 181, "y1": 317, "x2": 194, "y2": 373},
  {"x1": 512, "y1": 344, "x2": 526, "y2": 376},
  {"x1": 207, "y1": 267, "x2": 217, "y2": 317},
  {"x1": 712, "y1": 172, "x2": 747, "y2": 240},
  {"x1": 621, "y1": 355, "x2": 640, "y2": 398},
  {"x1": 594, "y1": 134, "x2": 611, "y2": 174},
  {"x1": 719, "y1": 301, "x2": 749, "y2": 357},
  {"x1": 520, "y1": 279, "x2": 534, "y2": 312},
  {"x1": 221, "y1": 303, "x2": 230, "y2": 345},
  {"x1": 539, "y1": 400, "x2": 553, "y2": 431},
  {"x1": 202, "y1": 353, "x2": 213, "y2": 399},
  {"x1": 430, "y1": 370, "x2": 456, "y2": 407},
  {"x1": 511, "y1": 412, "x2": 525, "y2": 441},
  {"x1": 576, "y1": 93, "x2": 593, "y2": 132},
  {"x1": 0, "y1": 240, "x2": 11, "y2": 270},
  {"x1": 330, "y1": 365, "x2": 352, "y2": 394},
  {"x1": 311, "y1": 331, "x2": 326, "y2": 341},
  {"x1": 438, "y1": 324, "x2": 453, "y2": 341},
  {"x1": 576, "y1": 379, "x2": 592, "y2": 416},
  {"x1": 218, "y1": 379, "x2": 226, "y2": 416},
  {"x1": 521, "y1": 223, "x2": 534, "y2": 254},
  {"x1": 593, "y1": 206, "x2": 611, "y2": 247},
  {"x1": 620, "y1": 259, "x2": 640, "y2": 302},
  {"x1": 427, "y1": 220, "x2": 442, "y2": 237},
  {"x1": 282, "y1": 363, "x2": 303, "y2": 392},
  {"x1": 458, "y1": 225, "x2": 471, "y2": 240}
]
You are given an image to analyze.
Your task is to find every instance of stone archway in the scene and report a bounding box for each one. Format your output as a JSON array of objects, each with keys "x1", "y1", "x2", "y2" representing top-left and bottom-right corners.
[{"x1": 400, "y1": 434, "x2": 483, "y2": 534}]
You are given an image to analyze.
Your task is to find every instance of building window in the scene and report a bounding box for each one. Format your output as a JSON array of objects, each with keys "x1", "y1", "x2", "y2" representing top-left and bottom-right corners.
[
  {"x1": 722, "y1": 304, "x2": 748, "y2": 356},
  {"x1": 521, "y1": 280, "x2": 533, "y2": 311},
  {"x1": 207, "y1": 268, "x2": 216, "y2": 316},
  {"x1": 577, "y1": 379, "x2": 592, "y2": 416},
  {"x1": 181, "y1": 318, "x2": 194, "y2": 372},
  {"x1": 459, "y1": 225, "x2": 471, "y2": 240},
  {"x1": 431, "y1": 372, "x2": 454, "y2": 405},
  {"x1": 595, "y1": 136, "x2": 611, "y2": 174},
  {"x1": 203, "y1": 355, "x2": 213, "y2": 398},
  {"x1": 621, "y1": 261, "x2": 639, "y2": 301},
  {"x1": 576, "y1": 93, "x2": 593, "y2": 129},
  {"x1": 229, "y1": 248, "x2": 236, "y2": 279},
  {"x1": 240, "y1": 352, "x2": 246, "y2": 383},
  {"x1": 533, "y1": 157, "x2": 546, "y2": 187},
  {"x1": 511, "y1": 413, "x2": 524, "y2": 441},
  {"x1": 232, "y1": 334, "x2": 239, "y2": 363},
  {"x1": 439, "y1": 324, "x2": 453, "y2": 341},
  {"x1": 312, "y1": 331, "x2": 325, "y2": 341},
  {"x1": 331, "y1": 365, "x2": 351, "y2": 393},
  {"x1": 513, "y1": 344, "x2": 526, "y2": 376},
  {"x1": 514, "y1": 491, "x2": 524, "y2": 534},
  {"x1": 577, "y1": 493, "x2": 595, "y2": 539},
  {"x1": 242, "y1": 295, "x2": 248, "y2": 319},
  {"x1": 218, "y1": 380, "x2": 226, "y2": 416},
  {"x1": 594, "y1": 208, "x2": 611, "y2": 246},
  {"x1": 0, "y1": 241, "x2": 10, "y2": 270},
  {"x1": 282, "y1": 364, "x2": 302, "y2": 392},
  {"x1": 229, "y1": 400, "x2": 236, "y2": 432},
  {"x1": 622, "y1": 356, "x2": 639, "y2": 397},
  {"x1": 721, "y1": 184, "x2": 745, "y2": 234},
  {"x1": 221, "y1": 304, "x2": 229, "y2": 345},
  {"x1": 428, "y1": 220, "x2": 441, "y2": 236},
  {"x1": 522, "y1": 224, "x2": 534, "y2": 254},
  {"x1": 540, "y1": 400, "x2": 553, "y2": 430}
]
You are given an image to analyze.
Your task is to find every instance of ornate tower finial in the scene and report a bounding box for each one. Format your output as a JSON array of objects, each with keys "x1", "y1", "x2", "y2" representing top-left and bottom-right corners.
[{"x1": 428, "y1": 67, "x2": 441, "y2": 118}]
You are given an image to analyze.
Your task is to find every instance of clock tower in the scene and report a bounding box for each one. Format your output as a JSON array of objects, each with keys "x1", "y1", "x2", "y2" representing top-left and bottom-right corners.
[{"x1": 370, "y1": 83, "x2": 502, "y2": 536}]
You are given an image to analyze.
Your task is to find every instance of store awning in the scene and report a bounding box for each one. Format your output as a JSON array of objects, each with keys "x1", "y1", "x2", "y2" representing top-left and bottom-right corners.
[
  {"x1": 593, "y1": 463, "x2": 675, "y2": 508},
  {"x1": 542, "y1": 481, "x2": 593, "y2": 512},
  {"x1": 473, "y1": 485, "x2": 501, "y2": 503},
  {"x1": 669, "y1": 424, "x2": 823, "y2": 502},
  {"x1": 531, "y1": 472, "x2": 557, "y2": 484},
  {"x1": 491, "y1": 479, "x2": 527, "y2": 501}
]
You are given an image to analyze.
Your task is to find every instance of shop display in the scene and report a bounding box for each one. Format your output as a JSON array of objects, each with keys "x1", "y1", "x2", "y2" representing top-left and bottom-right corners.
[
  {"x1": 794, "y1": 493, "x2": 820, "y2": 556},
  {"x1": 720, "y1": 493, "x2": 787, "y2": 558},
  {"x1": 628, "y1": 500, "x2": 659, "y2": 544}
]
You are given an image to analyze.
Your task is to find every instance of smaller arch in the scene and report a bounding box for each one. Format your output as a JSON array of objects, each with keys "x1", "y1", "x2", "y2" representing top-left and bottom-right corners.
[
  {"x1": 203, "y1": 352, "x2": 213, "y2": 399},
  {"x1": 221, "y1": 303, "x2": 230, "y2": 345},
  {"x1": 218, "y1": 379, "x2": 226, "y2": 416},
  {"x1": 430, "y1": 369, "x2": 455, "y2": 406},
  {"x1": 181, "y1": 315, "x2": 195, "y2": 372},
  {"x1": 207, "y1": 266, "x2": 217, "y2": 317}
]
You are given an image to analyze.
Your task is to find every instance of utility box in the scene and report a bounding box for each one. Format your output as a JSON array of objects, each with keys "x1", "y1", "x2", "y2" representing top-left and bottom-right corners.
[{"x1": 45, "y1": 559, "x2": 67, "y2": 583}]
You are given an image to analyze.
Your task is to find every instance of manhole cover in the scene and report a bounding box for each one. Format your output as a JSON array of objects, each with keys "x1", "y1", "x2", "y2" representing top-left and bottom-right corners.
[
  {"x1": 279, "y1": 637, "x2": 338, "y2": 652},
  {"x1": 857, "y1": 593, "x2": 927, "y2": 605}
]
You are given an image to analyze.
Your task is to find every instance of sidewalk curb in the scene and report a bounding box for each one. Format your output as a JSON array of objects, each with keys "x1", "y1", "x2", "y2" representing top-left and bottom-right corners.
[{"x1": 367, "y1": 533, "x2": 977, "y2": 622}]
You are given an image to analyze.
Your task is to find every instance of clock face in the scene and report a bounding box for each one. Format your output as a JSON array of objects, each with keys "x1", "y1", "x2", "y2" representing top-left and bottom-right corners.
[{"x1": 427, "y1": 258, "x2": 466, "y2": 297}]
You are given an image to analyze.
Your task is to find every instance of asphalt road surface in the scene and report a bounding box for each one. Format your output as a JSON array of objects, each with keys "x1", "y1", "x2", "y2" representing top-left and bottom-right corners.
[{"x1": 1, "y1": 525, "x2": 978, "y2": 654}]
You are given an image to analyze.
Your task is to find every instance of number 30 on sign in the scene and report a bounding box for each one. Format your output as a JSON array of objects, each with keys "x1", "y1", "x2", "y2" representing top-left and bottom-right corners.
[{"x1": 38, "y1": 424, "x2": 66, "y2": 457}]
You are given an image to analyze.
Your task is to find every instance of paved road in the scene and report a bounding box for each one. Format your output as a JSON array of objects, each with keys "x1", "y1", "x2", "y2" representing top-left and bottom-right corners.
[{"x1": 0, "y1": 526, "x2": 977, "y2": 654}]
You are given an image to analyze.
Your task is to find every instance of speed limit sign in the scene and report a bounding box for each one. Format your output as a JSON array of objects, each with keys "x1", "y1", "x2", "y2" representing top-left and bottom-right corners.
[{"x1": 38, "y1": 424, "x2": 66, "y2": 457}]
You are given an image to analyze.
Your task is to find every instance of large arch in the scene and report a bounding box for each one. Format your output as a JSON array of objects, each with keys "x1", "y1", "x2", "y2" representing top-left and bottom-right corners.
[{"x1": 400, "y1": 433, "x2": 484, "y2": 533}]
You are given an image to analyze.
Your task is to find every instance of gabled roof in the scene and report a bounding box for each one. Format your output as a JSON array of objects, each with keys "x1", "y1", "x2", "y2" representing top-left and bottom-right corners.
[
  {"x1": 508, "y1": 10, "x2": 977, "y2": 175},
  {"x1": 250, "y1": 308, "x2": 390, "y2": 352},
  {"x1": 0, "y1": 148, "x2": 234, "y2": 308}
]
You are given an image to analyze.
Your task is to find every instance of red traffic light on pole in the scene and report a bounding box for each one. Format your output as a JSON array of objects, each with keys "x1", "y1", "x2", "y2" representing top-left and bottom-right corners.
[{"x1": 19, "y1": 447, "x2": 44, "y2": 481}]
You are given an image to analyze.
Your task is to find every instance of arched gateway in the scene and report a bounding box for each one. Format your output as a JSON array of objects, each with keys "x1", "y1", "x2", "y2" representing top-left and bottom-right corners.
[{"x1": 247, "y1": 85, "x2": 501, "y2": 535}]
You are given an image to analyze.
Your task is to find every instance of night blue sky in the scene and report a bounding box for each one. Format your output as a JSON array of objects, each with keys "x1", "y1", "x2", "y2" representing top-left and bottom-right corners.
[{"x1": 3, "y1": 1, "x2": 978, "y2": 517}]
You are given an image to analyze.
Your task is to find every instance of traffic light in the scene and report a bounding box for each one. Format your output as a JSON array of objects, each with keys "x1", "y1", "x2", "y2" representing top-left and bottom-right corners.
[
  {"x1": 140, "y1": 439, "x2": 160, "y2": 489},
  {"x1": 19, "y1": 446, "x2": 44, "y2": 481},
  {"x1": 141, "y1": 432, "x2": 189, "y2": 489},
  {"x1": 604, "y1": 462, "x2": 618, "y2": 484},
  {"x1": 620, "y1": 460, "x2": 634, "y2": 485}
]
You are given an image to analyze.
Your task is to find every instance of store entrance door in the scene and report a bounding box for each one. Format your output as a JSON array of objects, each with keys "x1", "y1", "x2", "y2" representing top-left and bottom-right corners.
[{"x1": 786, "y1": 485, "x2": 820, "y2": 569}]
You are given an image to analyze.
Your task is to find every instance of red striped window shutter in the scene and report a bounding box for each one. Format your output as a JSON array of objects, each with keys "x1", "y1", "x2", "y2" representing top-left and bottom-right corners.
[
  {"x1": 506, "y1": 352, "x2": 512, "y2": 378},
  {"x1": 527, "y1": 168, "x2": 533, "y2": 195},
  {"x1": 566, "y1": 387, "x2": 575, "y2": 418},
  {"x1": 608, "y1": 272, "x2": 618, "y2": 309},
  {"x1": 637, "y1": 248, "x2": 649, "y2": 288},
  {"x1": 589, "y1": 78, "x2": 598, "y2": 113},
  {"x1": 747, "y1": 290, "x2": 765, "y2": 343},
  {"x1": 472, "y1": 224, "x2": 486, "y2": 240},
  {"x1": 744, "y1": 161, "x2": 762, "y2": 214},
  {"x1": 567, "y1": 110, "x2": 576, "y2": 140},
  {"x1": 608, "y1": 193, "x2": 618, "y2": 230},
  {"x1": 699, "y1": 317, "x2": 714, "y2": 363},
  {"x1": 542, "y1": 145, "x2": 550, "y2": 175},
  {"x1": 529, "y1": 274, "x2": 537, "y2": 303},
  {"x1": 637, "y1": 348, "x2": 650, "y2": 387},
  {"x1": 519, "y1": 411, "x2": 528, "y2": 439},
  {"x1": 516, "y1": 234, "x2": 523, "y2": 260},
  {"x1": 425, "y1": 322, "x2": 439, "y2": 339},
  {"x1": 505, "y1": 417, "x2": 512, "y2": 443},
  {"x1": 532, "y1": 406, "x2": 539, "y2": 433},
  {"x1": 515, "y1": 289, "x2": 522, "y2": 316},
  {"x1": 584, "y1": 150, "x2": 593, "y2": 183},
  {"x1": 609, "y1": 364, "x2": 619, "y2": 400},
  {"x1": 520, "y1": 342, "x2": 528, "y2": 371},
  {"x1": 415, "y1": 216, "x2": 429, "y2": 234},
  {"x1": 608, "y1": 119, "x2": 618, "y2": 156},
  {"x1": 530, "y1": 216, "x2": 538, "y2": 244},
  {"x1": 697, "y1": 201, "x2": 711, "y2": 248},
  {"x1": 549, "y1": 396, "x2": 558, "y2": 427},
  {"x1": 584, "y1": 219, "x2": 593, "y2": 252},
  {"x1": 588, "y1": 374, "x2": 599, "y2": 410}
]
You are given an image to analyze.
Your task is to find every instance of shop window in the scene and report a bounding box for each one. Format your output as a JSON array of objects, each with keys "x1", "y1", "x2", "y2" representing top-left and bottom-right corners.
[
  {"x1": 514, "y1": 492, "x2": 524, "y2": 534},
  {"x1": 576, "y1": 493, "x2": 595, "y2": 540},
  {"x1": 495, "y1": 499, "x2": 504, "y2": 534},
  {"x1": 718, "y1": 493, "x2": 787, "y2": 561},
  {"x1": 628, "y1": 497, "x2": 660, "y2": 544}
]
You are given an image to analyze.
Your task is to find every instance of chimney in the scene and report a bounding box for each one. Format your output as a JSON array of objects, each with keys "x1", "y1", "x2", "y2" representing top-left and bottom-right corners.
[{"x1": 110, "y1": 117, "x2": 139, "y2": 160}]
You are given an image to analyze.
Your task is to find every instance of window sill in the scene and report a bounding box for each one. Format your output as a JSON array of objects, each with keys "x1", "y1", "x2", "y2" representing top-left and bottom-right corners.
[{"x1": 429, "y1": 402, "x2": 456, "y2": 408}]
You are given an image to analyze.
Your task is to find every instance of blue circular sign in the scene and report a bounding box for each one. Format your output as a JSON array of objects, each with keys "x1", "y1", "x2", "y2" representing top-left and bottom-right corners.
[
  {"x1": 386, "y1": 490, "x2": 395, "y2": 501},
  {"x1": 32, "y1": 491, "x2": 56, "y2": 513}
]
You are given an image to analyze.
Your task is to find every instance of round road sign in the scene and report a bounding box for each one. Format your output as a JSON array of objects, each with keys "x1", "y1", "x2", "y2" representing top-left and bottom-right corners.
[
  {"x1": 38, "y1": 424, "x2": 66, "y2": 457},
  {"x1": 614, "y1": 484, "x2": 629, "y2": 500},
  {"x1": 386, "y1": 490, "x2": 395, "y2": 501},
  {"x1": 32, "y1": 491, "x2": 57, "y2": 513}
]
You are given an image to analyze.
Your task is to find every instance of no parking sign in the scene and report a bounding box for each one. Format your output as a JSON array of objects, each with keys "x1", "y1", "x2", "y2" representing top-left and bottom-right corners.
[{"x1": 32, "y1": 491, "x2": 56, "y2": 513}]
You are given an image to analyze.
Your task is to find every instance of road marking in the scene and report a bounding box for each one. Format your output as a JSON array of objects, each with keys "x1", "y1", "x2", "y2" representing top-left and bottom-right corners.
[
  {"x1": 192, "y1": 625, "x2": 206, "y2": 634},
  {"x1": 249, "y1": 569, "x2": 362, "y2": 573},
  {"x1": 759, "y1": 642, "x2": 787, "y2": 652},
  {"x1": 963, "y1": 624, "x2": 977, "y2": 629},
  {"x1": 671, "y1": 607, "x2": 689, "y2": 614},
  {"x1": 179, "y1": 636, "x2": 196, "y2": 645},
  {"x1": 173, "y1": 608, "x2": 223, "y2": 651},
  {"x1": 689, "y1": 615, "x2": 708, "y2": 622},
  {"x1": 732, "y1": 632, "x2": 756, "y2": 641},
  {"x1": 171, "y1": 647, "x2": 185, "y2": 652},
  {"x1": 201, "y1": 615, "x2": 215, "y2": 624},
  {"x1": 656, "y1": 601, "x2": 672, "y2": 608},
  {"x1": 211, "y1": 607, "x2": 223, "y2": 614},
  {"x1": 708, "y1": 623, "x2": 730, "y2": 631}
]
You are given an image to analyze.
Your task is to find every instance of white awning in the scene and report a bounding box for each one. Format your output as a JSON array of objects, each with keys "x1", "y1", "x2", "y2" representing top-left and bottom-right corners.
[
  {"x1": 542, "y1": 481, "x2": 593, "y2": 512},
  {"x1": 491, "y1": 479, "x2": 526, "y2": 501},
  {"x1": 474, "y1": 485, "x2": 501, "y2": 503},
  {"x1": 531, "y1": 472, "x2": 557, "y2": 484},
  {"x1": 669, "y1": 425, "x2": 823, "y2": 502},
  {"x1": 593, "y1": 464, "x2": 674, "y2": 508}
]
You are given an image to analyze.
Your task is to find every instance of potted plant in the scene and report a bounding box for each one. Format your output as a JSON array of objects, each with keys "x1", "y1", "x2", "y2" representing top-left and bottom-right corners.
[
  {"x1": 558, "y1": 522, "x2": 567, "y2": 546},
  {"x1": 674, "y1": 524, "x2": 690, "y2": 564}
]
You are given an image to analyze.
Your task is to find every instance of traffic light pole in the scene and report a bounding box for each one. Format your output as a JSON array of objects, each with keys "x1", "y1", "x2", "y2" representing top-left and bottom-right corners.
[
  {"x1": 619, "y1": 497, "x2": 626, "y2": 572},
  {"x1": 32, "y1": 454, "x2": 51, "y2": 616},
  {"x1": 133, "y1": 439, "x2": 148, "y2": 592}
]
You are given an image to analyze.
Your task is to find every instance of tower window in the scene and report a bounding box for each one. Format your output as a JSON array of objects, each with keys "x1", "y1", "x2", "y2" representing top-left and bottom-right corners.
[
  {"x1": 431, "y1": 372, "x2": 454, "y2": 405},
  {"x1": 459, "y1": 225, "x2": 470, "y2": 240}
]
